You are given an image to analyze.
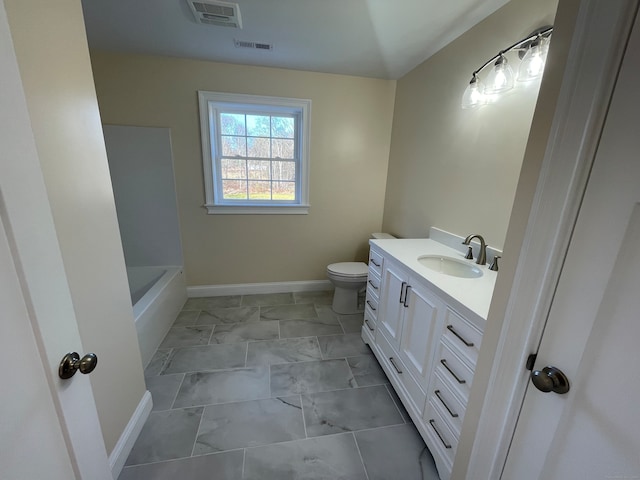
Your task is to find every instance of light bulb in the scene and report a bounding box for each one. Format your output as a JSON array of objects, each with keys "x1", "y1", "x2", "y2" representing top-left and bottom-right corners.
[
  {"x1": 461, "y1": 76, "x2": 486, "y2": 109},
  {"x1": 484, "y1": 55, "x2": 514, "y2": 95},
  {"x1": 518, "y1": 41, "x2": 547, "y2": 82}
]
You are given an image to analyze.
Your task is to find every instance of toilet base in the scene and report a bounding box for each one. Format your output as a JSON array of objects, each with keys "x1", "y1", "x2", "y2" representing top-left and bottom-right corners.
[{"x1": 331, "y1": 285, "x2": 364, "y2": 314}]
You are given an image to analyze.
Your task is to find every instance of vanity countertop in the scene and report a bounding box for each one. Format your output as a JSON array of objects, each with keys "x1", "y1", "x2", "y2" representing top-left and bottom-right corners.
[{"x1": 370, "y1": 238, "x2": 498, "y2": 320}]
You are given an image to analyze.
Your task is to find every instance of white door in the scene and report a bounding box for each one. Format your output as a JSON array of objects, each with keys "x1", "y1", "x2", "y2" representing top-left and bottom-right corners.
[
  {"x1": 378, "y1": 261, "x2": 408, "y2": 347},
  {"x1": 0, "y1": 1, "x2": 112, "y2": 478},
  {"x1": 502, "y1": 9, "x2": 640, "y2": 479}
]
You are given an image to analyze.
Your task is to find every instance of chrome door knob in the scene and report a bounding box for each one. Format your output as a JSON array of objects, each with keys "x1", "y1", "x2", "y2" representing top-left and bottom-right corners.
[
  {"x1": 531, "y1": 365, "x2": 570, "y2": 394},
  {"x1": 59, "y1": 352, "x2": 98, "y2": 379}
]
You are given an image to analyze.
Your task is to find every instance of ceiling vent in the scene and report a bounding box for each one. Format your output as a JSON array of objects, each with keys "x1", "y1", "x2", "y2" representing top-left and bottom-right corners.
[
  {"x1": 234, "y1": 39, "x2": 273, "y2": 51},
  {"x1": 187, "y1": 0, "x2": 242, "y2": 29}
]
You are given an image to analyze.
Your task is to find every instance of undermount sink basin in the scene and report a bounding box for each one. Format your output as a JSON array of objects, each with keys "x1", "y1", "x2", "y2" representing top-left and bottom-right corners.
[{"x1": 417, "y1": 255, "x2": 483, "y2": 278}]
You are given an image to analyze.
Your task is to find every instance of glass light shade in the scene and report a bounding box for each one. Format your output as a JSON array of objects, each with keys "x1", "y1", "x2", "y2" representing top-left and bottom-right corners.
[
  {"x1": 484, "y1": 56, "x2": 515, "y2": 95},
  {"x1": 518, "y1": 42, "x2": 547, "y2": 81},
  {"x1": 461, "y1": 77, "x2": 486, "y2": 109}
]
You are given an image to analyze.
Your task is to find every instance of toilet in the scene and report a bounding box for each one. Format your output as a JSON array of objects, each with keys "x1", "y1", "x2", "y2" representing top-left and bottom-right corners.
[{"x1": 326, "y1": 233, "x2": 396, "y2": 314}]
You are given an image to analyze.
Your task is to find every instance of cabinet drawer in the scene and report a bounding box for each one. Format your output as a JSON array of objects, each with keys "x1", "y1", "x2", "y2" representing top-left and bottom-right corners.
[
  {"x1": 366, "y1": 271, "x2": 381, "y2": 298},
  {"x1": 429, "y1": 370, "x2": 466, "y2": 435},
  {"x1": 424, "y1": 399, "x2": 457, "y2": 472},
  {"x1": 443, "y1": 308, "x2": 482, "y2": 367},
  {"x1": 376, "y1": 330, "x2": 426, "y2": 414},
  {"x1": 365, "y1": 289, "x2": 379, "y2": 315},
  {"x1": 363, "y1": 306, "x2": 377, "y2": 333},
  {"x1": 368, "y1": 249, "x2": 384, "y2": 277},
  {"x1": 437, "y1": 340, "x2": 475, "y2": 403}
]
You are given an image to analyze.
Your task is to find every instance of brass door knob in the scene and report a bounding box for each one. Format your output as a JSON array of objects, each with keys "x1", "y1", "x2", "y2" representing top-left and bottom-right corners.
[{"x1": 58, "y1": 352, "x2": 98, "y2": 379}]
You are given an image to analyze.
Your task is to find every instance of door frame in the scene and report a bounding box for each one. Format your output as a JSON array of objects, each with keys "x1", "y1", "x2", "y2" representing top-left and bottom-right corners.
[{"x1": 464, "y1": 0, "x2": 640, "y2": 478}]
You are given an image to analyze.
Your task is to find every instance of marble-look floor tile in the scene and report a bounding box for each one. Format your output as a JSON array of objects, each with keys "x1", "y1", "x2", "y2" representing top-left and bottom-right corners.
[
  {"x1": 339, "y1": 313, "x2": 365, "y2": 333},
  {"x1": 173, "y1": 310, "x2": 199, "y2": 326},
  {"x1": 260, "y1": 303, "x2": 318, "y2": 321},
  {"x1": 385, "y1": 384, "x2": 411, "y2": 423},
  {"x1": 118, "y1": 450, "x2": 244, "y2": 480},
  {"x1": 146, "y1": 373, "x2": 184, "y2": 411},
  {"x1": 302, "y1": 385, "x2": 403, "y2": 437},
  {"x1": 194, "y1": 396, "x2": 305, "y2": 454},
  {"x1": 243, "y1": 433, "x2": 367, "y2": 480},
  {"x1": 172, "y1": 366, "x2": 270, "y2": 408},
  {"x1": 246, "y1": 337, "x2": 322, "y2": 366},
  {"x1": 241, "y1": 292, "x2": 294, "y2": 306},
  {"x1": 183, "y1": 296, "x2": 241, "y2": 310},
  {"x1": 161, "y1": 344, "x2": 247, "y2": 374},
  {"x1": 347, "y1": 354, "x2": 388, "y2": 387},
  {"x1": 279, "y1": 317, "x2": 344, "y2": 338},
  {"x1": 355, "y1": 424, "x2": 438, "y2": 480},
  {"x1": 270, "y1": 359, "x2": 356, "y2": 396},
  {"x1": 159, "y1": 326, "x2": 213, "y2": 349},
  {"x1": 314, "y1": 304, "x2": 340, "y2": 322},
  {"x1": 210, "y1": 321, "x2": 279, "y2": 344},
  {"x1": 145, "y1": 349, "x2": 172, "y2": 376},
  {"x1": 293, "y1": 290, "x2": 335, "y2": 305},
  {"x1": 195, "y1": 306, "x2": 260, "y2": 325},
  {"x1": 125, "y1": 407, "x2": 203, "y2": 466},
  {"x1": 318, "y1": 333, "x2": 370, "y2": 359}
]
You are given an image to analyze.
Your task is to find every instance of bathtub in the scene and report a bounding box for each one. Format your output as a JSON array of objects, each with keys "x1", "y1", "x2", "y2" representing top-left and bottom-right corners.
[{"x1": 126, "y1": 266, "x2": 187, "y2": 367}]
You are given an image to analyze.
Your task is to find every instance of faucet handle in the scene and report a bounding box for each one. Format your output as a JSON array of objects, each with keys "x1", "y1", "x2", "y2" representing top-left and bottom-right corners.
[
  {"x1": 489, "y1": 255, "x2": 501, "y2": 271},
  {"x1": 464, "y1": 246, "x2": 474, "y2": 260}
]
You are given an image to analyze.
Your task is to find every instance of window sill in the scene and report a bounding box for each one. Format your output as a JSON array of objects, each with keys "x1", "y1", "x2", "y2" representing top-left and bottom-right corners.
[{"x1": 204, "y1": 204, "x2": 310, "y2": 215}]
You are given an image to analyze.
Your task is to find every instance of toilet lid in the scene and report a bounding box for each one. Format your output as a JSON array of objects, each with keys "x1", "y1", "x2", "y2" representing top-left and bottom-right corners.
[{"x1": 327, "y1": 262, "x2": 369, "y2": 277}]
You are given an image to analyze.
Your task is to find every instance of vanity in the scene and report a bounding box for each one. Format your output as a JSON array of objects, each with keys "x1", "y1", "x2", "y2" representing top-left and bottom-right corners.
[{"x1": 362, "y1": 237, "x2": 497, "y2": 480}]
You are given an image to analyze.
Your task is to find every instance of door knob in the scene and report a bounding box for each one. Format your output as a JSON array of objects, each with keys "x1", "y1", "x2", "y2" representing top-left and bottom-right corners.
[
  {"x1": 530, "y1": 365, "x2": 570, "y2": 394},
  {"x1": 58, "y1": 352, "x2": 98, "y2": 379}
]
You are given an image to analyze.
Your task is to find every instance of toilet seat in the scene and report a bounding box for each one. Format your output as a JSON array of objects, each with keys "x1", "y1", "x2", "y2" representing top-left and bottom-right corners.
[{"x1": 327, "y1": 262, "x2": 368, "y2": 278}]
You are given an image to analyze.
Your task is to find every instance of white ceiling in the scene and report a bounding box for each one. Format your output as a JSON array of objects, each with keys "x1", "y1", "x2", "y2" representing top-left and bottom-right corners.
[{"x1": 81, "y1": 0, "x2": 509, "y2": 80}]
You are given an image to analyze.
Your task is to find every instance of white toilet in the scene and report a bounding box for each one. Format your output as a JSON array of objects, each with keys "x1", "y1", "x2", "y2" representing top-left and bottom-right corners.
[{"x1": 327, "y1": 233, "x2": 396, "y2": 314}]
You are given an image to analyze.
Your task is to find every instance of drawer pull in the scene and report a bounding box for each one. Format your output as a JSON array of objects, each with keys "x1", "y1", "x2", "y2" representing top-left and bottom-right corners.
[
  {"x1": 429, "y1": 419, "x2": 452, "y2": 449},
  {"x1": 435, "y1": 390, "x2": 459, "y2": 418},
  {"x1": 440, "y1": 359, "x2": 466, "y2": 384},
  {"x1": 403, "y1": 286, "x2": 411, "y2": 307},
  {"x1": 389, "y1": 356, "x2": 403, "y2": 374},
  {"x1": 447, "y1": 324, "x2": 474, "y2": 347},
  {"x1": 368, "y1": 280, "x2": 379, "y2": 290},
  {"x1": 399, "y1": 281, "x2": 407, "y2": 304},
  {"x1": 370, "y1": 259, "x2": 381, "y2": 267},
  {"x1": 366, "y1": 300, "x2": 377, "y2": 311},
  {"x1": 364, "y1": 318, "x2": 375, "y2": 331}
]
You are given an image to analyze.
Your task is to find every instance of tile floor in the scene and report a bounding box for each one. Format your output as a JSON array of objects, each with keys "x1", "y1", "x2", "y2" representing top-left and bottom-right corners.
[{"x1": 120, "y1": 291, "x2": 440, "y2": 480}]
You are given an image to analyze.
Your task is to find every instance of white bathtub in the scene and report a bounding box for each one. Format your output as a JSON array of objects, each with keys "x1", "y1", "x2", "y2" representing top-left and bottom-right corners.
[{"x1": 126, "y1": 266, "x2": 187, "y2": 367}]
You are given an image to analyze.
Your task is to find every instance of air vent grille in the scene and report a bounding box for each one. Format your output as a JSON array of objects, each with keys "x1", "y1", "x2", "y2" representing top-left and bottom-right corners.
[
  {"x1": 234, "y1": 39, "x2": 273, "y2": 51},
  {"x1": 187, "y1": 0, "x2": 242, "y2": 28}
]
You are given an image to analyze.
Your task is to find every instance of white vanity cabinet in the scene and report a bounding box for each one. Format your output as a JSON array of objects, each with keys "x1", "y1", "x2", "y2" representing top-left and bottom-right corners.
[{"x1": 362, "y1": 241, "x2": 488, "y2": 480}]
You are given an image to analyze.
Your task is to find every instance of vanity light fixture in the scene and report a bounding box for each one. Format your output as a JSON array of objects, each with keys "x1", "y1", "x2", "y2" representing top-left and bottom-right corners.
[{"x1": 461, "y1": 26, "x2": 553, "y2": 109}]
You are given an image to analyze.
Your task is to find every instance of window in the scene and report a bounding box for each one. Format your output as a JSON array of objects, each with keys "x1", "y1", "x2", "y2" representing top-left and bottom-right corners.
[{"x1": 198, "y1": 91, "x2": 311, "y2": 214}]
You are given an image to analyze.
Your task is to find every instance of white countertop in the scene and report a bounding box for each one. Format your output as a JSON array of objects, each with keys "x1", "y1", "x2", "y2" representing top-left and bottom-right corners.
[{"x1": 370, "y1": 238, "x2": 497, "y2": 320}]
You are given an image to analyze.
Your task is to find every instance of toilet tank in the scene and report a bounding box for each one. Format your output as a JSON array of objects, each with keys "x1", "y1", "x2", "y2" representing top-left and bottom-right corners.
[{"x1": 371, "y1": 232, "x2": 396, "y2": 239}]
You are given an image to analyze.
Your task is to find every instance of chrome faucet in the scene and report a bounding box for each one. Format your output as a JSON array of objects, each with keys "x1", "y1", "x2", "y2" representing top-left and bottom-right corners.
[{"x1": 462, "y1": 234, "x2": 487, "y2": 265}]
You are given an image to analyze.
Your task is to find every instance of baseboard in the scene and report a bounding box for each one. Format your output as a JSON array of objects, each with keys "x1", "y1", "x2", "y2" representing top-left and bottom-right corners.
[
  {"x1": 109, "y1": 390, "x2": 153, "y2": 479},
  {"x1": 187, "y1": 280, "x2": 333, "y2": 297}
]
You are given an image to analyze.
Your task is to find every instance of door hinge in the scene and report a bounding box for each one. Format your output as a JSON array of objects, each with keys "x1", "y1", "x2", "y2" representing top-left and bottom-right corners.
[{"x1": 525, "y1": 353, "x2": 537, "y2": 371}]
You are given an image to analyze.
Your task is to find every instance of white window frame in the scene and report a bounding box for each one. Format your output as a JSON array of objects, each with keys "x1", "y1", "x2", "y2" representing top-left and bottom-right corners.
[{"x1": 198, "y1": 91, "x2": 311, "y2": 214}]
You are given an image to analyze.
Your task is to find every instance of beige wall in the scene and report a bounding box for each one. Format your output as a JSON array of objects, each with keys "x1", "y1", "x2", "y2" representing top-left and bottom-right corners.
[
  {"x1": 91, "y1": 53, "x2": 396, "y2": 286},
  {"x1": 5, "y1": 0, "x2": 146, "y2": 454},
  {"x1": 382, "y1": 0, "x2": 558, "y2": 250}
]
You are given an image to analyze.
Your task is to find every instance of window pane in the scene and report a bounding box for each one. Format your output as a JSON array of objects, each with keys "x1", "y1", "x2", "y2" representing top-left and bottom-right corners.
[
  {"x1": 272, "y1": 116, "x2": 294, "y2": 138},
  {"x1": 271, "y1": 139, "x2": 294, "y2": 159},
  {"x1": 221, "y1": 158, "x2": 247, "y2": 179},
  {"x1": 222, "y1": 180, "x2": 247, "y2": 199},
  {"x1": 247, "y1": 137, "x2": 270, "y2": 158},
  {"x1": 220, "y1": 113, "x2": 246, "y2": 135},
  {"x1": 273, "y1": 181, "x2": 296, "y2": 200},
  {"x1": 248, "y1": 181, "x2": 271, "y2": 199},
  {"x1": 246, "y1": 115, "x2": 270, "y2": 137},
  {"x1": 221, "y1": 136, "x2": 246, "y2": 157},
  {"x1": 272, "y1": 161, "x2": 296, "y2": 181},
  {"x1": 248, "y1": 160, "x2": 271, "y2": 180}
]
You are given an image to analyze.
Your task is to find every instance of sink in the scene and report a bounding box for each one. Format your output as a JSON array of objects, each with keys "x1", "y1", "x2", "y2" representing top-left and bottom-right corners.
[{"x1": 417, "y1": 255, "x2": 483, "y2": 278}]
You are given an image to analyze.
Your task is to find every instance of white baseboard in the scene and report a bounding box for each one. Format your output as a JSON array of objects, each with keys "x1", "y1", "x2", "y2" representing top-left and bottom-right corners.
[
  {"x1": 187, "y1": 280, "x2": 333, "y2": 298},
  {"x1": 109, "y1": 390, "x2": 153, "y2": 479}
]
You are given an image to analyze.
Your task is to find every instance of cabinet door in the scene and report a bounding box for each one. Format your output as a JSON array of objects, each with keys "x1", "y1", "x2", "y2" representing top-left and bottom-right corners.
[
  {"x1": 377, "y1": 261, "x2": 407, "y2": 348},
  {"x1": 399, "y1": 280, "x2": 442, "y2": 388}
]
